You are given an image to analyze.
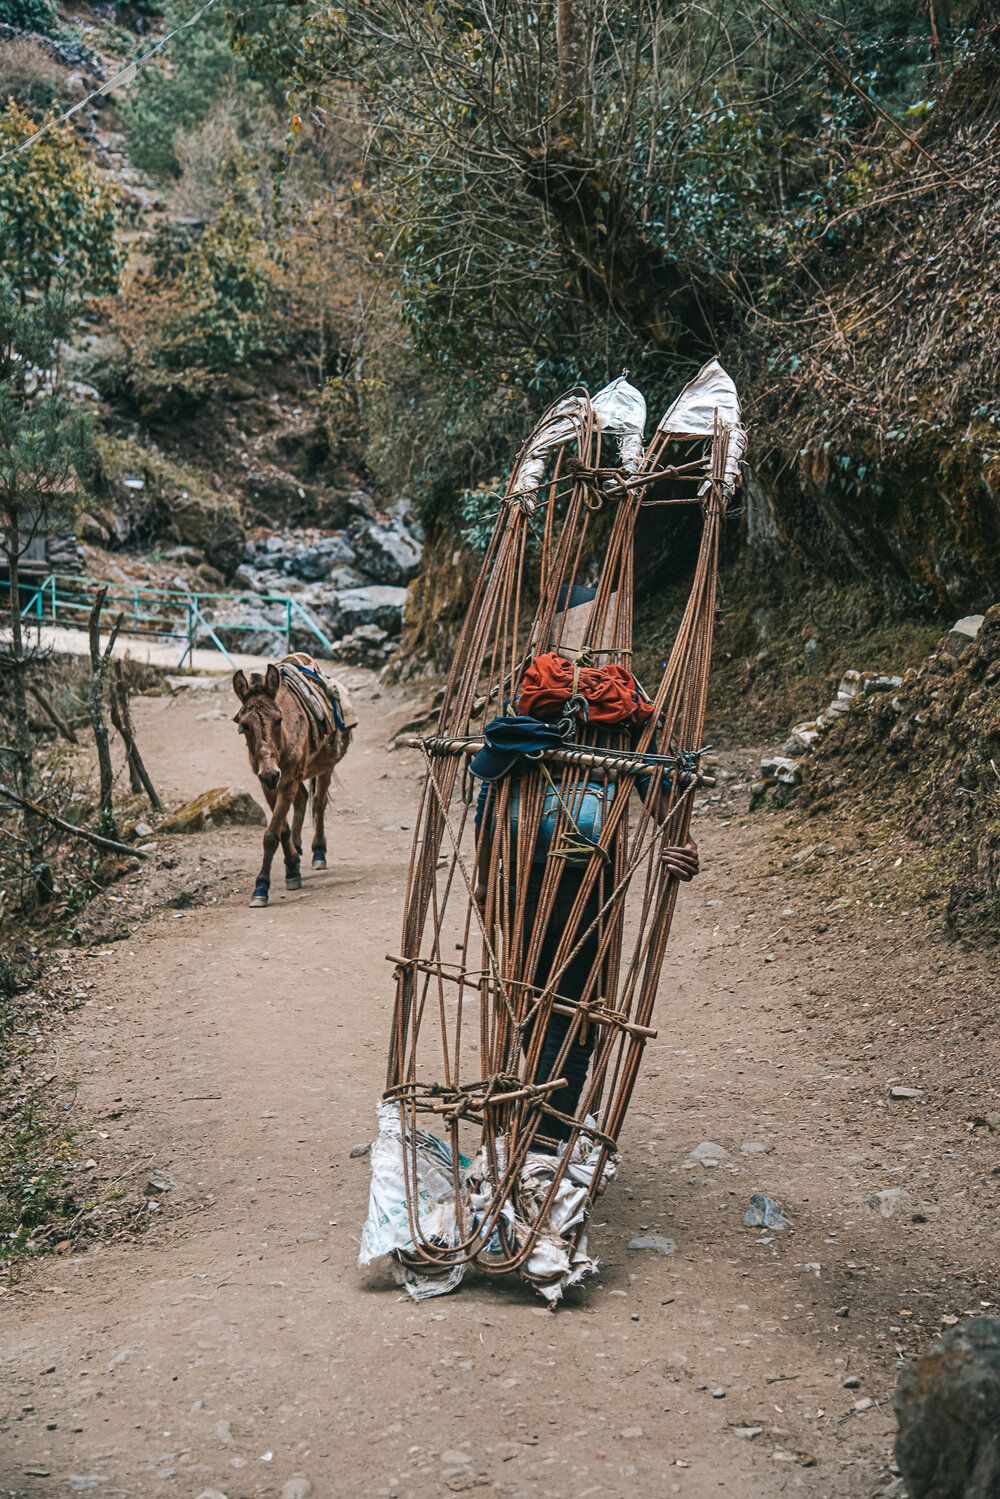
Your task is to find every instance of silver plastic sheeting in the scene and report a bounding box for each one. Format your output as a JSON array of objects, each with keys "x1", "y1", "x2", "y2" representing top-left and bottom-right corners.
[
  {"x1": 509, "y1": 377, "x2": 647, "y2": 500},
  {"x1": 656, "y1": 358, "x2": 746, "y2": 489},
  {"x1": 509, "y1": 393, "x2": 591, "y2": 502},
  {"x1": 591, "y1": 376, "x2": 647, "y2": 473}
]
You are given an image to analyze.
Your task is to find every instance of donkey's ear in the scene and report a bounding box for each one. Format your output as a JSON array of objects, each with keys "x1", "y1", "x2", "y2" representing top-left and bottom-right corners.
[
  {"x1": 233, "y1": 669, "x2": 250, "y2": 701},
  {"x1": 264, "y1": 663, "x2": 281, "y2": 698}
]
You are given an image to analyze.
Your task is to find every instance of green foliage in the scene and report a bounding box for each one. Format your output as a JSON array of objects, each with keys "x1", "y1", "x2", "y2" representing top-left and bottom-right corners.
[
  {"x1": 111, "y1": 202, "x2": 283, "y2": 403},
  {"x1": 0, "y1": 0, "x2": 57, "y2": 37},
  {"x1": 119, "y1": 0, "x2": 262, "y2": 177},
  {"x1": 0, "y1": 1107, "x2": 77, "y2": 1264},
  {"x1": 0, "y1": 279, "x2": 91, "y2": 530},
  {"x1": 0, "y1": 102, "x2": 122, "y2": 295},
  {"x1": 227, "y1": 0, "x2": 981, "y2": 535}
]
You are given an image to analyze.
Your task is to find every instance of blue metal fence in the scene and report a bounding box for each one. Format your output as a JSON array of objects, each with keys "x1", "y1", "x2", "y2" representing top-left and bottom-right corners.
[{"x1": 9, "y1": 574, "x2": 335, "y2": 669}]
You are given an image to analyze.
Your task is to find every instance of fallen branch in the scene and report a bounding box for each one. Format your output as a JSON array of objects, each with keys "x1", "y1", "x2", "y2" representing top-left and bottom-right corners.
[
  {"x1": 27, "y1": 684, "x2": 78, "y2": 744},
  {"x1": 0, "y1": 782, "x2": 146, "y2": 861},
  {"x1": 109, "y1": 661, "x2": 161, "y2": 811}
]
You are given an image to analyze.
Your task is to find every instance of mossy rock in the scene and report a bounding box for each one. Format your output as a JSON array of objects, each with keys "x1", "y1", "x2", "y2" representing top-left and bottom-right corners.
[
  {"x1": 88, "y1": 436, "x2": 246, "y2": 578},
  {"x1": 160, "y1": 787, "x2": 265, "y2": 834}
]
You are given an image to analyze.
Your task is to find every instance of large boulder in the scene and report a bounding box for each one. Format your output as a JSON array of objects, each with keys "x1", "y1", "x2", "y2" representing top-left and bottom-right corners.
[
  {"x1": 894, "y1": 1318, "x2": 1000, "y2": 1498},
  {"x1": 160, "y1": 787, "x2": 266, "y2": 834},
  {"x1": 347, "y1": 515, "x2": 422, "y2": 585},
  {"x1": 330, "y1": 623, "x2": 395, "y2": 667},
  {"x1": 331, "y1": 584, "x2": 408, "y2": 636},
  {"x1": 164, "y1": 489, "x2": 243, "y2": 577}
]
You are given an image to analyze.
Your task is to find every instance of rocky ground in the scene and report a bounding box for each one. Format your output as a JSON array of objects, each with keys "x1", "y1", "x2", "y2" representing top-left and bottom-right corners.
[{"x1": 2, "y1": 669, "x2": 998, "y2": 1499}]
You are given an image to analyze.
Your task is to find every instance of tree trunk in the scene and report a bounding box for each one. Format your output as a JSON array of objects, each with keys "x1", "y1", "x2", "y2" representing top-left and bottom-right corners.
[
  {"x1": 87, "y1": 588, "x2": 122, "y2": 837},
  {"x1": 110, "y1": 662, "x2": 161, "y2": 811},
  {"x1": 520, "y1": 150, "x2": 713, "y2": 354},
  {"x1": 4, "y1": 507, "x2": 33, "y2": 804},
  {"x1": 556, "y1": 0, "x2": 588, "y2": 147}
]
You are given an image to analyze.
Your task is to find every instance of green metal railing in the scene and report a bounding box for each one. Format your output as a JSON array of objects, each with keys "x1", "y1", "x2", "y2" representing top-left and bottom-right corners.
[{"x1": 9, "y1": 574, "x2": 336, "y2": 669}]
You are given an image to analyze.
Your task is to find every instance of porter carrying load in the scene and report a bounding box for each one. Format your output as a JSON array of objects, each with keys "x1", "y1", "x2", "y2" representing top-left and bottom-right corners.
[{"x1": 361, "y1": 364, "x2": 746, "y2": 1300}]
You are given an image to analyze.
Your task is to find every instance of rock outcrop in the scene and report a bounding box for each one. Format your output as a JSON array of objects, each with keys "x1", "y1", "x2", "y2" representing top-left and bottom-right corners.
[
  {"x1": 160, "y1": 787, "x2": 266, "y2": 834},
  {"x1": 895, "y1": 1318, "x2": 1000, "y2": 1498}
]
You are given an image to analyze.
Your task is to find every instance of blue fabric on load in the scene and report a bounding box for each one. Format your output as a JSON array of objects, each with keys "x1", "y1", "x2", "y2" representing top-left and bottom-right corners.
[
  {"x1": 478, "y1": 778, "x2": 617, "y2": 866},
  {"x1": 469, "y1": 712, "x2": 572, "y2": 782},
  {"x1": 290, "y1": 661, "x2": 347, "y2": 730}
]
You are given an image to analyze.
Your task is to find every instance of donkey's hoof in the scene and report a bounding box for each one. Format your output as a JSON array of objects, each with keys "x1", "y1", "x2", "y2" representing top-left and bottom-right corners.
[
  {"x1": 285, "y1": 874, "x2": 302, "y2": 891},
  {"x1": 311, "y1": 856, "x2": 327, "y2": 870},
  {"x1": 250, "y1": 893, "x2": 269, "y2": 908}
]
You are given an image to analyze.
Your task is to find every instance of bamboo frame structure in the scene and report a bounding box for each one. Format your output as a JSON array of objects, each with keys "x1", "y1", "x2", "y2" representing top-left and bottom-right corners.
[{"x1": 370, "y1": 368, "x2": 744, "y2": 1299}]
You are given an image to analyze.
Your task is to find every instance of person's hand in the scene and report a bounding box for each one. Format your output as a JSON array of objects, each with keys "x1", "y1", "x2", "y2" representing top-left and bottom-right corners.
[
  {"x1": 473, "y1": 881, "x2": 488, "y2": 910},
  {"x1": 661, "y1": 839, "x2": 699, "y2": 881}
]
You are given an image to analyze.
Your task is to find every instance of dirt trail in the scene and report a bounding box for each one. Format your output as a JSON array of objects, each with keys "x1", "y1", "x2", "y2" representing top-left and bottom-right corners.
[{"x1": 3, "y1": 674, "x2": 998, "y2": 1499}]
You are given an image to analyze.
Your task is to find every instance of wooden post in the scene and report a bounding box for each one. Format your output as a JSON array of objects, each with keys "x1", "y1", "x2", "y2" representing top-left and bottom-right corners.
[
  {"x1": 109, "y1": 660, "x2": 161, "y2": 811},
  {"x1": 87, "y1": 587, "x2": 123, "y2": 836}
]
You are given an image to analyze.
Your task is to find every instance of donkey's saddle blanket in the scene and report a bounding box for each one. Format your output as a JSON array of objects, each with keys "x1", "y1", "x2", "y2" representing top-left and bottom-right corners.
[{"x1": 278, "y1": 653, "x2": 358, "y2": 737}]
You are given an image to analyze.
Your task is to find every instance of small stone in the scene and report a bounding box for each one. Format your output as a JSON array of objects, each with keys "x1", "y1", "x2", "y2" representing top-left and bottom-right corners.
[
  {"x1": 349, "y1": 1143, "x2": 371, "y2": 1158},
  {"x1": 280, "y1": 1482, "x2": 313, "y2": 1499},
  {"x1": 835, "y1": 1306, "x2": 850, "y2": 1318},
  {"x1": 627, "y1": 1235, "x2": 676, "y2": 1256},
  {"x1": 440, "y1": 1450, "x2": 471, "y2": 1466},
  {"x1": 854, "y1": 1397, "x2": 874, "y2": 1412},
  {"x1": 147, "y1": 1170, "x2": 179, "y2": 1194},
  {"x1": 742, "y1": 1193, "x2": 791, "y2": 1231},
  {"x1": 194, "y1": 1491, "x2": 229, "y2": 1499},
  {"x1": 740, "y1": 1141, "x2": 772, "y2": 1156},
  {"x1": 133, "y1": 821, "x2": 153, "y2": 837},
  {"x1": 945, "y1": 615, "x2": 984, "y2": 655},
  {"x1": 712, "y1": 1388, "x2": 725, "y2": 1399},
  {"x1": 869, "y1": 1188, "x2": 912, "y2": 1219},
  {"x1": 843, "y1": 1375, "x2": 860, "y2": 1387},
  {"x1": 734, "y1": 1427, "x2": 763, "y2": 1440},
  {"x1": 296, "y1": 1232, "x2": 320, "y2": 1244},
  {"x1": 620, "y1": 1427, "x2": 644, "y2": 1439},
  {"x1": 889, "y1": 1086, "x2": 922, "y2": 1100},
  {"x1": 689, "y1": 1141, "x2": 727, "y2": 1162},
  {"x1": 631, "y1": 1313, "x2": 640, "y2": 1321}
]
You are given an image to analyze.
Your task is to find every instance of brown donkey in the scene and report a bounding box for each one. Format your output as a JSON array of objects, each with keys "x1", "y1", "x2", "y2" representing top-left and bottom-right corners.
[{"x1": 232, "y1": 659, "x2": 355, "y2": 907}]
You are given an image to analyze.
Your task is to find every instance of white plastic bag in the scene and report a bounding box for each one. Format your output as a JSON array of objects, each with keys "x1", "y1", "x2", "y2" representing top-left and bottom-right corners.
[
  {"x1": 359, "y1": 1100, "x2": 468, "y2": 1300},
  {"x1": 467, "y1": 1122, "x2": 618, "y2": 1303}
]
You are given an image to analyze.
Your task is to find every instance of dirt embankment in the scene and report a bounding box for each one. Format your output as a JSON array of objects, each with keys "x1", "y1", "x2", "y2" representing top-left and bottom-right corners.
[
  {"x1": 1, "y1": 674, "x2": 998, "y2": 1499},
  {"x1": 795, "y1": 603, "x2": 1000, "y2": 943}
]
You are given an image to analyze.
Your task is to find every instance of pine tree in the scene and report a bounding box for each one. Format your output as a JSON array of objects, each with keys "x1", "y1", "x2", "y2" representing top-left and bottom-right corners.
[
  {"x1": 0, "y1": 104, "x2": 121, "y2": 886},
  {"x1": 0, "y1": 280, "x2": 89, "y2": 809}
]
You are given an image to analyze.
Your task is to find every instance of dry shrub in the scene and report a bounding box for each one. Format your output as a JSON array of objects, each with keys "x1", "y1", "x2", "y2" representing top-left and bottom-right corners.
[
  {"x1": 0, "y1": 37, "x2": 71, "y2": 114},
  {"x1": 171, "y1": 92, "x2": 284, "y2": 223}
]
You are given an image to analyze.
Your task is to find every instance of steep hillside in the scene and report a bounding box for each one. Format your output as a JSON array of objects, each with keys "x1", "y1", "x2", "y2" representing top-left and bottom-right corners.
[{"x1": 743, "y1": 22, "x2": 1000, "y2": 611}]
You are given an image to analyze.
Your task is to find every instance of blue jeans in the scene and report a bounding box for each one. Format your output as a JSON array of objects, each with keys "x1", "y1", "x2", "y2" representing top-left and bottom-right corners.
[{"x1": 522, "y1": 863, "x2": 603, "y2": 1145}]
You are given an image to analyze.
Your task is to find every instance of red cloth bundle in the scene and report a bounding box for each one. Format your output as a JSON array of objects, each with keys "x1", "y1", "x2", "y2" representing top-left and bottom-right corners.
[{"x1": 518, "y1": 651, "x2": 654, "y2": 727}]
